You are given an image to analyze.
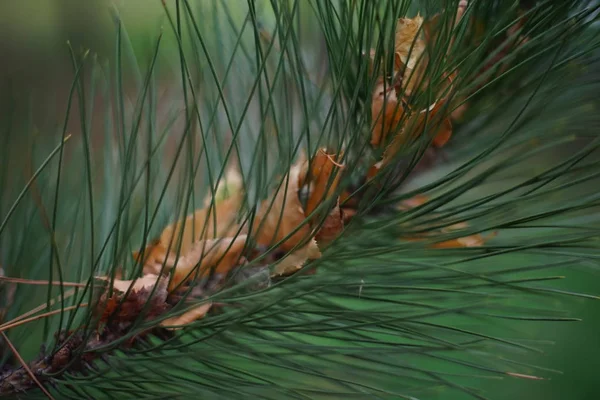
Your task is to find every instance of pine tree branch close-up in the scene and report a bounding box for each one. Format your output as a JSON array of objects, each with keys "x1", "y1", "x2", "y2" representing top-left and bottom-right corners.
[{"x1": 0, "y1": 0, "x2": 599, "y2": 399}]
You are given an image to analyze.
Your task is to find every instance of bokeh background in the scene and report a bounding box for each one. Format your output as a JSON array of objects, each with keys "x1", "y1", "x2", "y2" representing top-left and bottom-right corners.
[{"x1": 0, "y1": 1, "x2": 598, "y2": 399}]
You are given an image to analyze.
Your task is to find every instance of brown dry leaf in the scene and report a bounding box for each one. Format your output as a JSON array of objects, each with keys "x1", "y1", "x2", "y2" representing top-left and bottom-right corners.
[
  {"x1": 398, "y1": 194, "x2": 429, "y2": 210},
  {"x1": 160, "y1": 302, "x2": 212, "y2": 330},
  {"x1": 303, "y1": 149, "x2": 344, "y2": 217},
  {"x1": 402, "y1": 221, "x2": 496, "y2": 249},
  {"x1": 271, "y1": 238, "x2": 321, "y2": 277},
  {"x1": 382, "y1": 93, "x2": 451, "y2": 166},
  {"x1": 96, "y1": 274, "x2": 164, "y2": 294},
  {"x1": 432, "y1": 117, "x2": 452, "y2": 148},
  {"x1": 371, "y1": 80, "x2": 405, "y2": 148},
  {"x1": 315, "y1": 201, "x2": 344, "y2": 247},
  {"x1": 431, "y1": 222, "x2": 496, "y2": 248},
  {"x1": 395, "y1": 15, "x2": 425, "y2": 71},
  {"x1": 169, "y1": 235, "x2": 248, "y2": 289},
  {"x1": 160, "y1": 195, "x2": 243, "y2": 255},
  {"x1": 134, "y1": 173, "x2": 245, "y2": 274},
  {"x1": 395, "y1": 15, "x2": 428, "y2": 96},
  {"x1": 253, "y1": 156, "x2": 313, "y2": 252}
]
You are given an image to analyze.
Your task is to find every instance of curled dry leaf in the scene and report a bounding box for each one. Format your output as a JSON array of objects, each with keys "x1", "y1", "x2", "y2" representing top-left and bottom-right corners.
[
  {"x1": 96, "y1": 274, "x2": 164, "y2": 294},
  {"x1": 160, "y1": 302, "x2": 212, "y2": 330},
  {"x1": 395, "y1": 15, "x2": 429, "y2": 97},
  {"x1": 315, "y1": 201, "x2": 344, "y2": 247},
  {"x1": 253, "y1": 155, "x2": 312, "y2": 253},
  {"x1": 303, "y1": 149, "x2": 344, "y2": 218},
  {"x1": 136, "y1": 148, "x2": 344, "y2": 296},
  {"x1": 371, "y1": 79, "x2": 405, "y2": 148},
  {"x1": 398, "y1": 194, "x2": 429, "y2": 210},
  {"x1": 134, "y1": 166, "x2": 245, "y2": 276},
  {"x1": 169, "y1": 235, "x2": 248, "y2": 290},
  {"x1": 431, "y1": 222, "x2": 497, "y2": 249},
  {"x1": 395, "y1": 15, "x2": 426, "y2": 71},
  {"x1": 134, "y1": 195, "x2": 243, "y2": 273},
  {"x1": 272, "y1": 238, "x2": 321, "y2": 276},
  {"x1": 370, "y1": 10, "x2": 458, "y2": 160},
  {"x1": 402, "y1": 220, "x2": 496, "y2": 249}
]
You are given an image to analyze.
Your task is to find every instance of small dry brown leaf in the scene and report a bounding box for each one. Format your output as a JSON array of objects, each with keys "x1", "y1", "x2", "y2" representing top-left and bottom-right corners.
[
  {"x1": 304, "y1": 149, "x2": 344, "y2": 217},
  {"x1": 271, "y1": 238, "x2": 321, "y2": 276},
  {"x1": 169, "y1": 235, "x2": 248, "y2": 289},
  {"x1": 398, "y1": 194, "x2": 429, "y2": 210},
  {"x1": 395, "y1": 15, "x2": 428, "y2": 96},
  {"x1": 395, "y1": 15, "x2": 425, "y2": 71},
  {"x1": 134, "y1": 178, "x2": 245, "y2": 275},
  {"x1": 253, "y1": 157, "x2": 312, "y2": 252},
  {"x1": 96, "y1": 274, "x2": 163, "y2": 294},
  {"x1": 160, "y1": 302, "x2": 212, "y2": 330},
  {"x1": 402, "y1": 220, "x2": 496, "y2": 249},
  {"x1": 371, "y1": 81, "x2": 405, "y2": 148},
  {"x1": 382, "y1": 96, "x2": 450, "y2": 167},
  {"x1": 432, "y1": 117, "x2": 452, "y2": 148},
  {"x1": 315, "y1": 201, "x2": 344, "y2": 247}
]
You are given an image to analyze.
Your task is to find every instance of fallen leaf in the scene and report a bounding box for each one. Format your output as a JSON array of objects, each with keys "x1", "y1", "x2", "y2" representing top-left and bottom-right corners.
[
  {"x1": 160, "y1": 302, "x2": 213, "y2": 330},
  {"x1": 253, "y1": 156, "x2": 313, "y2": 252},
  {"x1": 371, "y1": 79, "x2": 405, "y2": 148},
  {"x1": 432, "y1": 118, "x2": 452, "y2": 147},
  {"x1": 395, "y1": 15, "x2": 425, "y2": 71},
  {"x1": 315, "y1": 201, "x2": 344, "y2": 247},
  {"x1": 398, "y1": 194, "x2": 429, "y2": 210},
  {"x1": 271, "y1": 238, "x2": 321, "y2": 276},
  {"x1": 134, "y1": 192, "x2": 245, "y2": 275},
  {"x1": 96, "y1": 274, "x2": 164, "y2": 294},
  {"x1": 169, "y1": 235, "x2": 248, "y2": 289},
  {"x1": 303, "y1": 149, "x2": 344, "y2": 217}
]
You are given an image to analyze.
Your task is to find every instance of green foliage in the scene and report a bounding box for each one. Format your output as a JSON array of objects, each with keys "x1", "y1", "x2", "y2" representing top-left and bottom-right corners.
[{"x1": 0, "y1": 0, "x2": 599, "y2": 398}]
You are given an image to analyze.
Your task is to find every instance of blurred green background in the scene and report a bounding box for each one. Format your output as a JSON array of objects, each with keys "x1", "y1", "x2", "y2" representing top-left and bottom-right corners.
[{"x1": 0, "y1": 1, "x2": 598, "y2": 399}]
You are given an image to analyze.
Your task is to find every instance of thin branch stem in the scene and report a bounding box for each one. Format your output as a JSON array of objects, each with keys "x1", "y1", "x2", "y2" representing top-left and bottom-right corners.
[{"x1": 1, "y1": 332, "x2": 56, "y2": 400}]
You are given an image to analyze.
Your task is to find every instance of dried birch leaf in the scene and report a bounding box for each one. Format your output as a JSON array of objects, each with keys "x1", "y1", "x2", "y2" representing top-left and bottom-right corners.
[
  {"x1": 254, "y1": 157, "x2": 312, "y2": 252},
  {"x1": 371, "y1": 80, "x2": 405, "y2": 148},
  {"x1": 402, "y1": 221, "x2": 496, "y2": 249},
  {"x1": 134, "y1": 195, "x2": 244, "y2": 274},
  {"x1": 160, "y1": 302, "x2": 212, "y2": 330},
  {"x1": 432, "y1": 222, "x2": 497, "y2": 248},
  {"x1": 432, "y1": 117, "x2": 453, "y2": 148},
  {"x1": 395, "y1": 16, "x2": 428, "y2": 96},
  {"x1": 395, "y1": 15, "x2": 425, "y2": 71},
  {"x1": 382, "y1": 96, "x2": 450, "y2": 166},
  {"x1": 315, "y1": 201, "x2": 344, "y2": 247},
  {"x1": 169, "y1": 235, "x2": 248, "y2": 290},
  {"x1": 272, "y1": 238, "x2": 321, "y2": 276},
  {"x1": 161, "y1": 195, "x2": 244, "y2": 254},
  {"x1": 96, "y1": 274, "x2": 164, "y2": 294},
  {"x1": 398, "y1": 194, "x2": 429, "y2": 210},
  {"x1": 304, "y1": 149, "x2": 344, "y2": 217}
]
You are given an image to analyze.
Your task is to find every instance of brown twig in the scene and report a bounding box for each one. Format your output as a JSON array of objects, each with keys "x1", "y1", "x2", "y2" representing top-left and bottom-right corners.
[
  {"x1": 0, "y1": 289, "x2": 77, "y2": 328},
  {"x1": 1, "y1": 332, "x2": 56, "y2": 400},
  {"x1": 0, "y1": 304, "x2": 87, "y2": 333},
  {"x1": 0, "y1": 276, "x2": 87, "y2": 287}
]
